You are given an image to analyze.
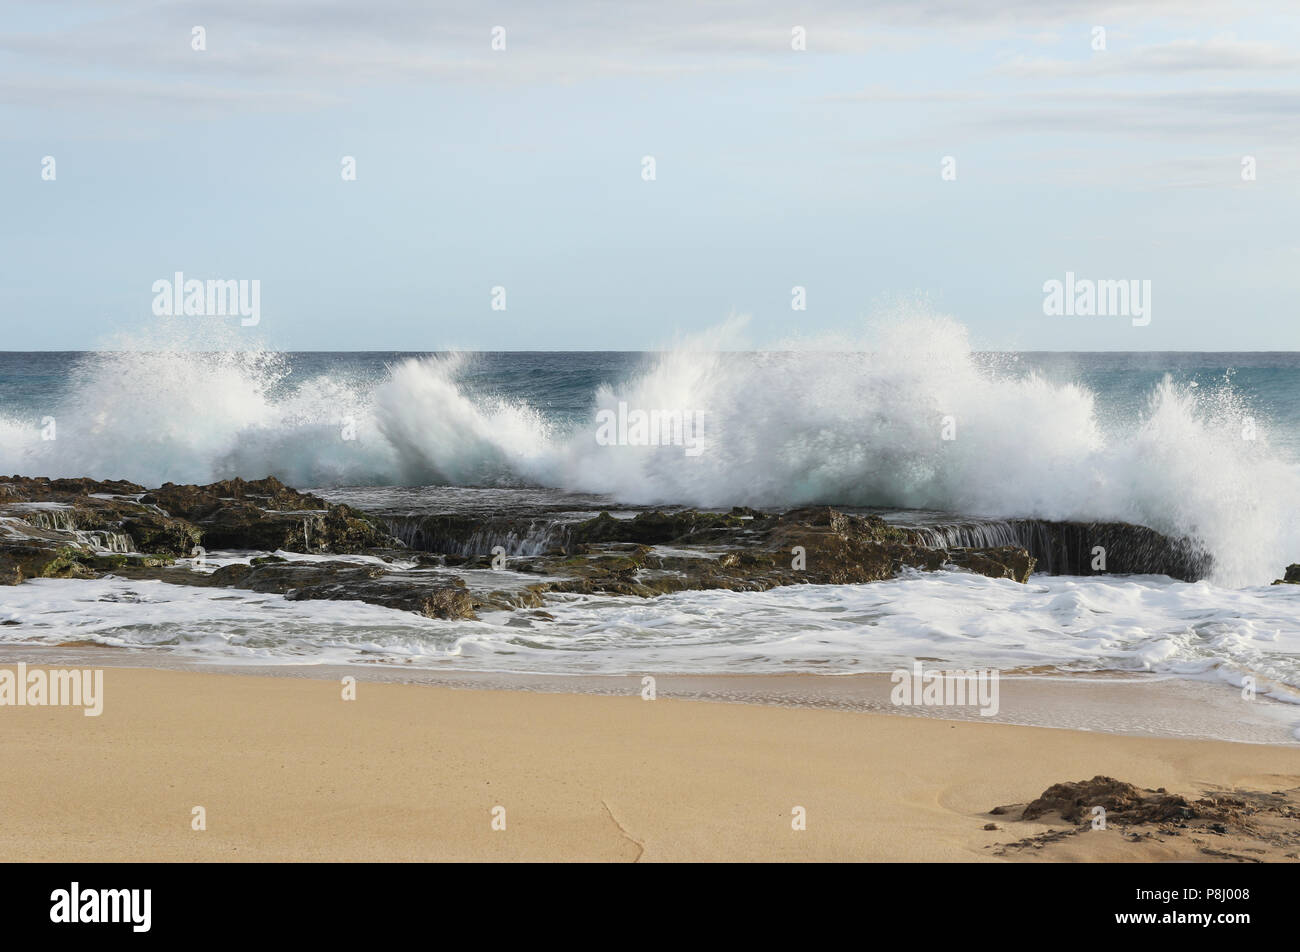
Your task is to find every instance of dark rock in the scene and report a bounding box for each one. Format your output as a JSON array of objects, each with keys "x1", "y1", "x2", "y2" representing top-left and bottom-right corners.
[
  {"x1": 82, "y1": 553, "x2": 175, "y2": 571},
  {"x1": 210, "y1": 560, "x2": 478, "y2": 620},
  {"x1": 140, "y1": 476, "x2": 326, "y2": 521},
  {"x1": 947, "y1": 546, "x2": 1036, "y2": 584},
  {"x1": 0, "y1": 543, "x2": 97, "y2": 585},
  {"x1": 1272, "y1": 564, "x2": 1300, "y2": 585},
  {"x1": 0, "y1": 475, "x2": 145, "y2": 499},
  {"x1": 3, "y1": 475, "x2": 1224, "y2": 625},
  {"x1": 1021, "y1": 775, "x2": 1195, "y2": 824},
  {"x1": 566, "y1": 509, "x2": 759, "y2": 546},
  {"x1": 907, "y1": 518, "x2": 1210, "y2": 580},
  {"x1": 118, "y1": 512, "x2": 202, "y2": 557},
  {"x1": 990, "y1": 777, "x2": 1300, "y2": 859},
  {"x1": 141, "y1": 477, "x2": 392, "y2": 553}
]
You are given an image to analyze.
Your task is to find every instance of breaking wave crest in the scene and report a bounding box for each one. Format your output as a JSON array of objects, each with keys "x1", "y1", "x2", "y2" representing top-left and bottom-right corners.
[{"x1": 2, "y1": 315, "x2": 1297, "y2": 586}]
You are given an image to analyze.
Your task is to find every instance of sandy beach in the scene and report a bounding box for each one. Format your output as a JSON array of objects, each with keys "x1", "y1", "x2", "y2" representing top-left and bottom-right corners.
[{"x1": 3, "y1": 664, "x2": 1299, "y2": 862}]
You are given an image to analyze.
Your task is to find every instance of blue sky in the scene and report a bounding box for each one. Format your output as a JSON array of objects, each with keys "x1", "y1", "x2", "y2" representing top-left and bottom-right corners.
[{"x1": 3, "y1": 0, "x2": 1298, "y2": 351}]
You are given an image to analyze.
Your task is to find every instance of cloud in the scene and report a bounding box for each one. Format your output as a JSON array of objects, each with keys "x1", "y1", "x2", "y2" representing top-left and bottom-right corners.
[
  {"x1": 996, "y1": 37, "x2": 1300, "y2": 77},
  {"x1": 980, "y1": 88, "x2": 1300, "y2": 141},
  {"x1": 822, "y1": 86, "x2": 989, "y2": 104},
  {"x1": 5, "y1": 0, "x2": 1299, "y2": 143},
  {"x1": 0, "y1": 75, "x2": 342, "y2": 113}
]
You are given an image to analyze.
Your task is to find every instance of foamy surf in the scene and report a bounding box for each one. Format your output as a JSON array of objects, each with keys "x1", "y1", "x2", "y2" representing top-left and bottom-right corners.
[{"x1": 4, "y1": 570, "x2": 1298, "y2": 708}]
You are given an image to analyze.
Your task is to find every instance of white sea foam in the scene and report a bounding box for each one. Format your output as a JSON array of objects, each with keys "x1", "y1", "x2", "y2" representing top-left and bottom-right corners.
[
  {"x1": 3, "y1": 572, "x2": 1298, "y2": 699},
  {"x1": 2, "y1": 314, "x2": 1298, "y2": 585}
]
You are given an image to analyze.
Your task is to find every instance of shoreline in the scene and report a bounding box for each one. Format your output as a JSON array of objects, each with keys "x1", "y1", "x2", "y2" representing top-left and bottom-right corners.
[
  {"x1": 3, "y1": 664, "x2": 1299, "y2": 861},
  {"x1": 4, "y1": 647, "x2": 1297, "y2": 746}
]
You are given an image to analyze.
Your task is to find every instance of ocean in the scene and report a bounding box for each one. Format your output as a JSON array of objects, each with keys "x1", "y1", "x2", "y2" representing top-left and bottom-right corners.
[{"x1": 2, "y1": 333, "x2": 1300, "y2": 734}]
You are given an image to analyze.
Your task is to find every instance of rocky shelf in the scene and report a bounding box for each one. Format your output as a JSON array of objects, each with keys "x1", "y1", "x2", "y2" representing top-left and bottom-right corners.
[{"x1": 0, "y1": 474, "x2": 1261, "y2": 622}]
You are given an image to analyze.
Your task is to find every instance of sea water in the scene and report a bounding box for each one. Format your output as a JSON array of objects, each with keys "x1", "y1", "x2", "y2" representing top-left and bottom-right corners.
[{"x1": 2, "y1": 317, "x2": 1299, "y2": 734}]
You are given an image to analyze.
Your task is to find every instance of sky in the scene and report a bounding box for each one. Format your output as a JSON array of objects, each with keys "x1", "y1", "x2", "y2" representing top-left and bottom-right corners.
[{"x1": 2, "y1": 0, "x2": 1298, "y2": 351}]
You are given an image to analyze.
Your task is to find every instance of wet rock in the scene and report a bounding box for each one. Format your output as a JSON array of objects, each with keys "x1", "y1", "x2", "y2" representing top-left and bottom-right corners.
[
  {"x1": 384, "y1": 512, "x2": 570, "y2": 557},
  {"x1": 208, "y1": 563, "x2": 253, "y2": 586},
  {"x1": 1, "y1": 477, "x2": 187, "y2": 556},
  {"x1": 778, "y1": 506, "x2": 908, "y2": 542},
  {"x1": 566, "y1": 509, "x2": 762, "y2": 546},
  {"x1": 140, "y1": 476, "x2": 326, "y2": 520},
  {"x1": 947, "y1": 546, "x2": 1035, "y2": 584},
  {"x1": 519, "y1": 510, "x2": 1035, "y2": 600},
  {"x1": 0, "y1": 542, "x2": 97, "y2": 585},
  {"x1": 210, "y1": 560, "x2": 478, "y2": 620},
  {"x1": 419, "y1": 585, "x2": 477, "y2": 620},
  {"x1": 0, "y1": 476, "x2": 145, "y2": 499},
  {"x1": 0, "y1": 475, "x2": 396, "y2": 596},
  {"x1": 314, "y1": 505, "x2": 396, "y2": 553},
  {"x1": 6, "y1": 475, "x2": 1225, "y2": 623},
  {"x1": 82, "y1": 553, "x2": 175, "y2": 571},
  {"x1": 1271, "y1": 564, "x2": 1300, "y2": 585},
  {"x1": 117, "y1": 512, "x2": 202, "y2": 557},
  {"x1": 142, "y1": 477, "x2": 392, "y2": 553}
]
